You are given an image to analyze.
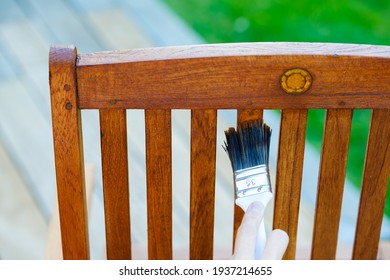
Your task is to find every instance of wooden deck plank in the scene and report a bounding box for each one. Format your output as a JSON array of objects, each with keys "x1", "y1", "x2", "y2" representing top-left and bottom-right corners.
[
  {"x1": 85, "y1": 9, "x2": 152, "y2": 50},
  {"x1": 0, "y1": 79, "x2": 55, "y2": 219},
  {"x1": 0, "y1": 142, "x2": 47, "y2": 259},
  {"x1": 0, "y1": 46, "x2": 16, "y2": 81},
  {"x1": 24, "y1": 0, "x2": 103, "y2": 52},
  {"x1": 0, "y1": 0, "x2": 25, "y2": 23},
  {"x1": 0, "y1": 20, "x2": 47, "y2": 68},
  {"x1": 117, "y1": 0, "x2": 204, "y2": 46},
  {"x1": 171, "y1": 110, "x2": 191, "y2": 259},
  {"x1": 67, "y1": 0, "x2": 114, "y2": 12},
  {"x1": 0, "y1": 18, "x2": 53, "y2": 104}
]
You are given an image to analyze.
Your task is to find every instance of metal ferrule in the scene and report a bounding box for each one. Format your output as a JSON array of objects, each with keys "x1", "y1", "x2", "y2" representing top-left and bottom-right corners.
[{"x1": 234, "y1": 164, "x2": 271, "y2": 198}]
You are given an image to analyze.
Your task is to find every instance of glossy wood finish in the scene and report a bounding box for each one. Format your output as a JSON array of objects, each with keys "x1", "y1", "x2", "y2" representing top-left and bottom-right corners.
[
  {"x1": 49, "y1": 43, "x2": 390, "y2": 260},
  {"x1": 190, "y1": 109, "x2": 217, "y2": 259},
  {"x1": 353, "y1": 109, "x2": 390, "y2": 259},
  {"x1": 100, "y1": 109, "x2": 131, "y2": 259},
  {"x1": 311, "y1": 109, "x2": 353, "y2": 259},
  {"x1": 76, "y1": 43, "x2": 390, "y2": 110},
  {"x1": 49, "y1": 45, "x2": 89, "y2": 259},
  {"x1": 145, "y1": 109, "x2": 172, "y2": 260},
  {"x1": 274, "y1": 109, "x2": 307, "y2": 259}
]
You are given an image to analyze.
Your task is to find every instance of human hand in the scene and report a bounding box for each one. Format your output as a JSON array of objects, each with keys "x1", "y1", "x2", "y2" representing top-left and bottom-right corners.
[{"x1": 231, "y1": 201, "x2": 289, "y2": 260}]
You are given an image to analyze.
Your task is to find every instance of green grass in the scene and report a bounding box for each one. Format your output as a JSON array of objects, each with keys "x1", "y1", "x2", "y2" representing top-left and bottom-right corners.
[
  {"x1": 163, "y1": 0, "x2": 390, "y2": 45},
  {"x1": 163, "y1": 0, "x2": 390, "y2": 218}
]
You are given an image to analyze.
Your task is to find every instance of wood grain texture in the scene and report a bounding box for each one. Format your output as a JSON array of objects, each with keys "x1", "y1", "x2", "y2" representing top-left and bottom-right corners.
[
  {"x1": 311, "y1": 109, "x2": 353, "y2": 260},
  {"x1": 100, "y1": 109, "x2": 131, "y2": 260},
  {"x1": 237, "y1": 109, "x2": 263, "y2": 123},
  {"x1": 49, "y1": 45, "x2": 89, "y2": 259},
  {"x1": 78, "y1": 42, "x2": 390, "y2": 65},
  {"x1": 145, "y1": 109, "x2": 172, "y2": 260},
  {"x1": 273, "y1": 109, "x2": 307, "y2": 260},
  {"x1": 50, "y1": 42, "x2": 390, "y2": 261},
  {"x1": 232, "y1": 109, "x2": 263, "y2": 251},
  {"x1": 190, "y1": 109, "x2": 217, "y2": 260},
  {"x1": 352, "y1": 109, "x2": 390, "y2": 260},
  {"x1": 76, "y1": 43, "x2": 390, "y2": 110}
]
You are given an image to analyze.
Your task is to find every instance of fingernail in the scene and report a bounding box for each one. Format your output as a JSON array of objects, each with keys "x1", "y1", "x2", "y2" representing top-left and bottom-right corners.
[{"x1": 247, "y1": 201, "x2": 264, "y2": 213}]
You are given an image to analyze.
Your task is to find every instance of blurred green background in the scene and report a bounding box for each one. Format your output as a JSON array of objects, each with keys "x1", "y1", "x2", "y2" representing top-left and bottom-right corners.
[{"x1": 163, "y1": 0, "x2": 390, "y2": 217}]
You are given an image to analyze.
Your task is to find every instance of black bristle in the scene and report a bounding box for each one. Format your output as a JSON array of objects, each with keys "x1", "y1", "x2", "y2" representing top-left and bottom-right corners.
[{"x1": 223, "y1": 119, "x2": 271, "y2": 172}]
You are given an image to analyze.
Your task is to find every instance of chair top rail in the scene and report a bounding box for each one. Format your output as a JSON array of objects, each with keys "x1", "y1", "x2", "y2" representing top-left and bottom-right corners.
[
  {"x1": 77, "y1": 42, "x2": 390, "y2": 65},
  {"x1": 52, "y1": 43, "x2": 390, "y2": 110}
]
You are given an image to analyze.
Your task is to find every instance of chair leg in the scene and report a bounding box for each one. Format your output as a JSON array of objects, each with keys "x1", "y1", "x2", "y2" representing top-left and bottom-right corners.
[{"x1": 45, "y1": 164, "x2": 95, "y2": 259}]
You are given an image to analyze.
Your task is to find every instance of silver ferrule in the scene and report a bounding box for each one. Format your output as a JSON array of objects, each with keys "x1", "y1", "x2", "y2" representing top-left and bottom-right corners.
[{"x1": 234, "y1": 164, "x2": 271, "y2": 198}]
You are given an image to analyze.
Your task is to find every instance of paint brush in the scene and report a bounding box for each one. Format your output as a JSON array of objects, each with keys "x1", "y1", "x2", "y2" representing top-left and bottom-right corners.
[{"x1": 224, "y1": 119, "x2": 272, "y2": 259}]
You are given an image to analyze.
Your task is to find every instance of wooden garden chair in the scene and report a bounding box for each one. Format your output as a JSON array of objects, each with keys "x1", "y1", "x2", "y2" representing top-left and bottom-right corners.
[{"x1": 49, "y1": 42, "x2": 390, "y2": 260}]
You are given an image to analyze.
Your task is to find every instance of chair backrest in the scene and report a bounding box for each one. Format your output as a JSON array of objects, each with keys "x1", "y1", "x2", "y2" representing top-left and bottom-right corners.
[{"x1": 49, "y1": 43, "x2": 390, "y2": 260}]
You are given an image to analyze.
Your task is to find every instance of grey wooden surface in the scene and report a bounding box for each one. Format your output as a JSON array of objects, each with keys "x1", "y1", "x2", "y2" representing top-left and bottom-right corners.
[
  {"x1": 0, "y1": 0, "x2": 388, "y2": 260},
  {"x1": 0, "y1": 0, "x2": 228, "y2": 260}
]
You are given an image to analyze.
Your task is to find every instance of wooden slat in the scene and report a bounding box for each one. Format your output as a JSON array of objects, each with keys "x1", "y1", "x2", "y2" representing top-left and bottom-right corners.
[
  {"x1": 274, "y1": 109, "x2": 308, "y2": 259},
  {"x1": 232, "y1": 109, "x2": 263, "y2": 250},
  {"x1": 237, "y1": 109, "x2": 263, "y2": 123},
  {"x1": 76, "y1": 43, "x2": 390, "y2": 110},
  {"x1": 311, "y1": 109, "x2": 353, "y2": 259},
  {"x1": 100, "y1": 109, "x2": 131, "y2": 259},
  {"x1": 145, "y1": 109, "x2": 172, "y2": 260},
  {"x1": 190, "y1": 109, "x2": 217, "y2": 260},
  {"x1": 49, "y1": 45, "x2": 89, "y2": 259},
  {"x1": 353, "y1": 109, "x2": 390, "y2": 259}
]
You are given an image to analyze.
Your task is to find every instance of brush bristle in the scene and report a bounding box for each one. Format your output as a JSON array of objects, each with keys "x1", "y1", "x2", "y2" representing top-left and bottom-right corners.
[{"x1": 223, "y1": 119, "x2": 271, "y2": 172}]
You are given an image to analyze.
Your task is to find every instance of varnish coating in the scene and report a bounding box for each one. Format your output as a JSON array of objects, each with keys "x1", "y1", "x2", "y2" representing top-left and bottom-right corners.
[
  {"x1": 76, "y1": 43, "x2": 390, "y2": 109},
  {"x1": 49, "y1": 43, "x2": 390, "y2": 260}
]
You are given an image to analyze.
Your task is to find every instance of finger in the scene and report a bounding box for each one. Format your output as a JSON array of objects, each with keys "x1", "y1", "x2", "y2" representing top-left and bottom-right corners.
[
  {"x1": 261, "y1": 229, "x2": 289, "y2": 260},
  {"x1": 232, "y1": 201, "x2": 265, "y2": 260}
]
